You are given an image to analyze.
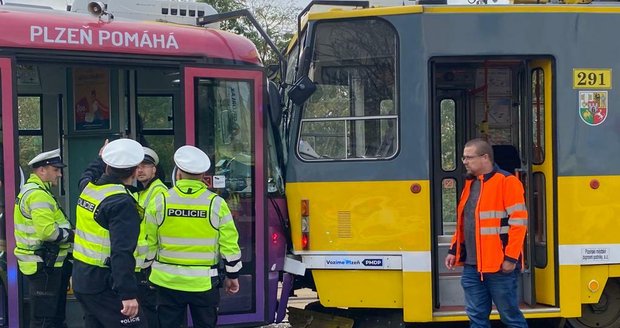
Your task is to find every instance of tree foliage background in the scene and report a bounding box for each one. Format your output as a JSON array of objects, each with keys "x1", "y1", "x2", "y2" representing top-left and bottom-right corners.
[
  {"x1": 199, "y1": 0, "x2": 303, "y2": 68},
  {"x1": 17, "y1": 96, "x2": 43, "y2": 175}
]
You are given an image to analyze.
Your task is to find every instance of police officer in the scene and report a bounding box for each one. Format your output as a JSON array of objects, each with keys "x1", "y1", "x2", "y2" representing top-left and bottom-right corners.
[
  {"x1": 136, "y1": 147, "x2": 167, "y2": 209},
  {"x1": 72, "y1": 139, "x2": 146, "y2": 328},
  {"x1": 135, "y1": 147, "x2": 167, "y2": 328},
  {"x1": 78, "y1": 141, "x2": 164, "y2": 328},
  {"x1": 14, "y1": 149, "x2": 73, "y2": 328},
  {"x1": 146, "y1": 145, "x2": 242, "y2": 328}
]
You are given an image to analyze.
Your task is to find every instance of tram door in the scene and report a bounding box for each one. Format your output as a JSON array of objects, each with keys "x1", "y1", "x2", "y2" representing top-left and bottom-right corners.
[
  {"x1": 432, "y1": 87, "x2": 468, "y2": 309},
  {"x1": 431, "y1": 59, "x2": 553, "y2": 312},
  {"x1": 183, "y1": 66, "x2": 267, "y2": 325},
  {"x1": 0, "y1": 57, "x2": 16, "y2": 328}
]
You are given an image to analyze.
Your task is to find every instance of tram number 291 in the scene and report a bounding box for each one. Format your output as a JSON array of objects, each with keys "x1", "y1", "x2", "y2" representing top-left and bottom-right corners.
[{"x1": 573, "y1": 69, "x2": 612, "y2": 89}]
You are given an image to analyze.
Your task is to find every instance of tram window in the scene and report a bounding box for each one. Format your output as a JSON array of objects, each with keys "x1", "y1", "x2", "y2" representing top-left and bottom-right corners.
[
  {"x1": 137, "y1": 95, "x2": 174, "y2": 183},
  {"x1": 532, "y1": 68, "x2": 545, "y2": 164},
  {"x1": 138, "y1": 95, "x2": 173, "y2": 129},
  {"x1": 285, "y1": 44, "x2": 299, "y2": 86},
  {"x1": 195, "y1": 79, "x2": 254, "y2": 197},
  {"x1": 442, "y1": 178, "x2": 457, "y2": 235},
  {"x1": 267, "y1": 126, "x2": 284, "y2": 194},
  {"x1": 298, "y1": 18, "x2": 397, "y2": 161},
  {"x1": 283, "y1": 42, "x2": 300, "y2": 149},
  {"x1": 300, "y1": 121, "x2": 345, "y2": 159},
  {"x1": 195, "y1": 78, "x2": 256, "y2": 313},
  {"x1": 142, "y1": 135, "x2": 174, "y2": 183},
  {"x1": 533, "y1": 172, "x2": 547, "y2": 268},
  {"x1": 17, "y1": 96, "x2": 43, "y2": 173},
  {"x1": 440, "y1": 99, "x2": 456, "y2": 171}
]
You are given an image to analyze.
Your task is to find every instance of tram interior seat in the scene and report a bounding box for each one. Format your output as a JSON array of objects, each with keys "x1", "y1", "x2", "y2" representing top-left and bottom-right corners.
[{"x1": 492, "y1": 144, "x2": 521, "y2": 174}]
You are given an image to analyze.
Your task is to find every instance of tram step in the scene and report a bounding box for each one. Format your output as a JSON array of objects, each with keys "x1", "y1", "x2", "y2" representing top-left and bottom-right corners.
[
  {"x1": 438, "y1": 275, "x2": 465, "y2": 306},
  {"x1": 288, "y1": 307, "x2": 354, "y2": 328}
]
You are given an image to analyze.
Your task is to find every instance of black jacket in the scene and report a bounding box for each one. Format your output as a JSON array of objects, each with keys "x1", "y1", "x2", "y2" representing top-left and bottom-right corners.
[{"x1": 78, "y1": 157, "x2": 106, "y2": 192}]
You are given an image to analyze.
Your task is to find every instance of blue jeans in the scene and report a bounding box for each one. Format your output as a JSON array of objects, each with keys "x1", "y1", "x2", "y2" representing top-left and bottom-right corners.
[{"x1": 461, "y1": 265, "x2": 528, "y2": 328}]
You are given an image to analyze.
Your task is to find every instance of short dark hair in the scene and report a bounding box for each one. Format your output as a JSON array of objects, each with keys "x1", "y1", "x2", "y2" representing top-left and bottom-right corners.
[
  {"x1": 464, "y1": 138, "x2": 494, "y2": 163},
  {"x1": 178, "y1": 169, "x2": 203, "y2": 181},
  {"x1": 106, "y1": 166, "x2": 137, "y2": 180}
]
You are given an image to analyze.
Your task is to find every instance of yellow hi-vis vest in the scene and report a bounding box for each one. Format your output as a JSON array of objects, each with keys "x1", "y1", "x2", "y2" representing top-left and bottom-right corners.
[
  {"x1": 149, "y1": 186, "x2": 223, "y2": 292},
  {"x1": 134, "y1": 179, "x2": 167, "y2": 271},
  {"x1": 73, "y1": 183, "x2": 127, "y2": 267},
  {"x1": 14, "y1": 175, "x2": 72, "y2": 275},
  {"x1": 137, "y1": 179, "x2": 168, "y2": 210}
]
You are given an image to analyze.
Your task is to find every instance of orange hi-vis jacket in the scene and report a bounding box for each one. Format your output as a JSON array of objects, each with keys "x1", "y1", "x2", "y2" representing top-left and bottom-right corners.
[{"x1": 448, "y1": 166, "x2": 528, "y2": 273}]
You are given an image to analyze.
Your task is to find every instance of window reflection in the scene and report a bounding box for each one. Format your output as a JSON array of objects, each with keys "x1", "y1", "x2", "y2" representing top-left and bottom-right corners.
[
  {"x1": 137, "y1": 95, "x2": 174, "y2": 184},
  {"x1": 440, "y1": 99, "x2": 456, "y2": 171},
  {"x1": 195, "y1": 78, "x2": 255, "y2": 314},
  {"x1": 17, "y1": 96, "x2": 43, "y2": 175}
]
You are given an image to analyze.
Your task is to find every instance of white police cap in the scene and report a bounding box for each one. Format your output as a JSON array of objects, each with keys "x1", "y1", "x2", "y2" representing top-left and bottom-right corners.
[
  {"x1": 142, "y1": 147, "x2": 159, "y2": 165},
  {"x1": 28, "y1": 148, "x2": 67, "y2": 168},
  {"x1": 101, "y1": 139, "x2": 144, "y2": 169},
  {"x1": 174, "y1": 145, "x2": 211, "y2": 174}
]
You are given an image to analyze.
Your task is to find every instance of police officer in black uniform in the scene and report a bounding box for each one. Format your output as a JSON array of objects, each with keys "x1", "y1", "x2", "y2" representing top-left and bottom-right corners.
[
  {"x1": 72, "y1": 139, "x2": 146, "y2": 328},
  {"x1": 77, "y1": 139, "x2": 162, "y2": 328}
]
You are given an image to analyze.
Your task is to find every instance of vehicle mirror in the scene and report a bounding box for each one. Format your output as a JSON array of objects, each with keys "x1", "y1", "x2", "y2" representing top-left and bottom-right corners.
[{"x1": 287, "y1": 75, "x2": 316, "y2": 106}]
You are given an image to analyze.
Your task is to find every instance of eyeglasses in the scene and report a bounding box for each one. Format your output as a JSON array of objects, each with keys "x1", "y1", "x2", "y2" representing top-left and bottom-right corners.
[{"x1": 461, "y1": 154, "x2": 485, "y2": 162}]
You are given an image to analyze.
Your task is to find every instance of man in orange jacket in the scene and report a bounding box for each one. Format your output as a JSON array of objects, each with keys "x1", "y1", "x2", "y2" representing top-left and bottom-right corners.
[{"x1": 445, "y1": 138, "x2": 528, "y2": 328}]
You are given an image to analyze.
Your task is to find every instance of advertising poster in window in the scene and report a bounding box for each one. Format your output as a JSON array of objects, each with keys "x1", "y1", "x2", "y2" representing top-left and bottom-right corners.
[{"x1": 74, "y1": 68, "x2": 110, "y2": 131}]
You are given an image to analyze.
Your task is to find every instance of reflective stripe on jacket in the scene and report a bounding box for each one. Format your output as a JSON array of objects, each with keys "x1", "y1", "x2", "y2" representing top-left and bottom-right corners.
[
  {"x1": 449, "y1": 167, "x2": 528, "y2": 273},
  {"x1": 13, "y1": 174, "x2": 72, "y2": 275},
  {"x1": 134, "y1": 179, "x2": 167, "y2": 270},
  {"x1": 73, "y1": 182, "x2": 127, "y2": 267},
  {"x1": 148, "y1": 179, "x2": 242, "y2": 292}
]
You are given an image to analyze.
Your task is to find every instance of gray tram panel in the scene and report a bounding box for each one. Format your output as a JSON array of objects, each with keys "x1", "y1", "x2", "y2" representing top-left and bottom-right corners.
[{"x1": 405, "y1": 11, "x2": 620, "y2": 177}]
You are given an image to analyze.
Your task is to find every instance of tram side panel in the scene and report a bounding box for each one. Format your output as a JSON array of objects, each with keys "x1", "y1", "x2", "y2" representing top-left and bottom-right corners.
[{"x1": 286, "y1": 7, "x2": 620, "y2": 324}]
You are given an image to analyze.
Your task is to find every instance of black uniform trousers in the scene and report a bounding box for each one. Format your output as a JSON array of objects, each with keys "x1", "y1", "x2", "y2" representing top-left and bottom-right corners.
[
  {"x1": 75, "y1": 289, "x2": 146, "y2": 328},
  {"x1": 156, "y1": 285, "x2": 220, "y2": 328},
  {"x1": 135, "y1": 270, "x2": 158, "y2": 328},
  {"x1": 26, "y1": 266, "x2": 65, "y2": 328},
  {"x1": 57, "y1": 258, "x2": 72, "y2": 327}
]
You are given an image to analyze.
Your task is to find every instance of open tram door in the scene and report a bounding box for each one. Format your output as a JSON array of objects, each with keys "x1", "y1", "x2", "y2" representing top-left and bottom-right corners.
[
  {"x1": 183, "y1": 66, "x2": 267, "y2": 326},
  {"x1": 1, "y1": 57, "x2": 15, "y2": 327},
  {"x1": 430, "y1": 58, "x2": 557, "y2": 317}
]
